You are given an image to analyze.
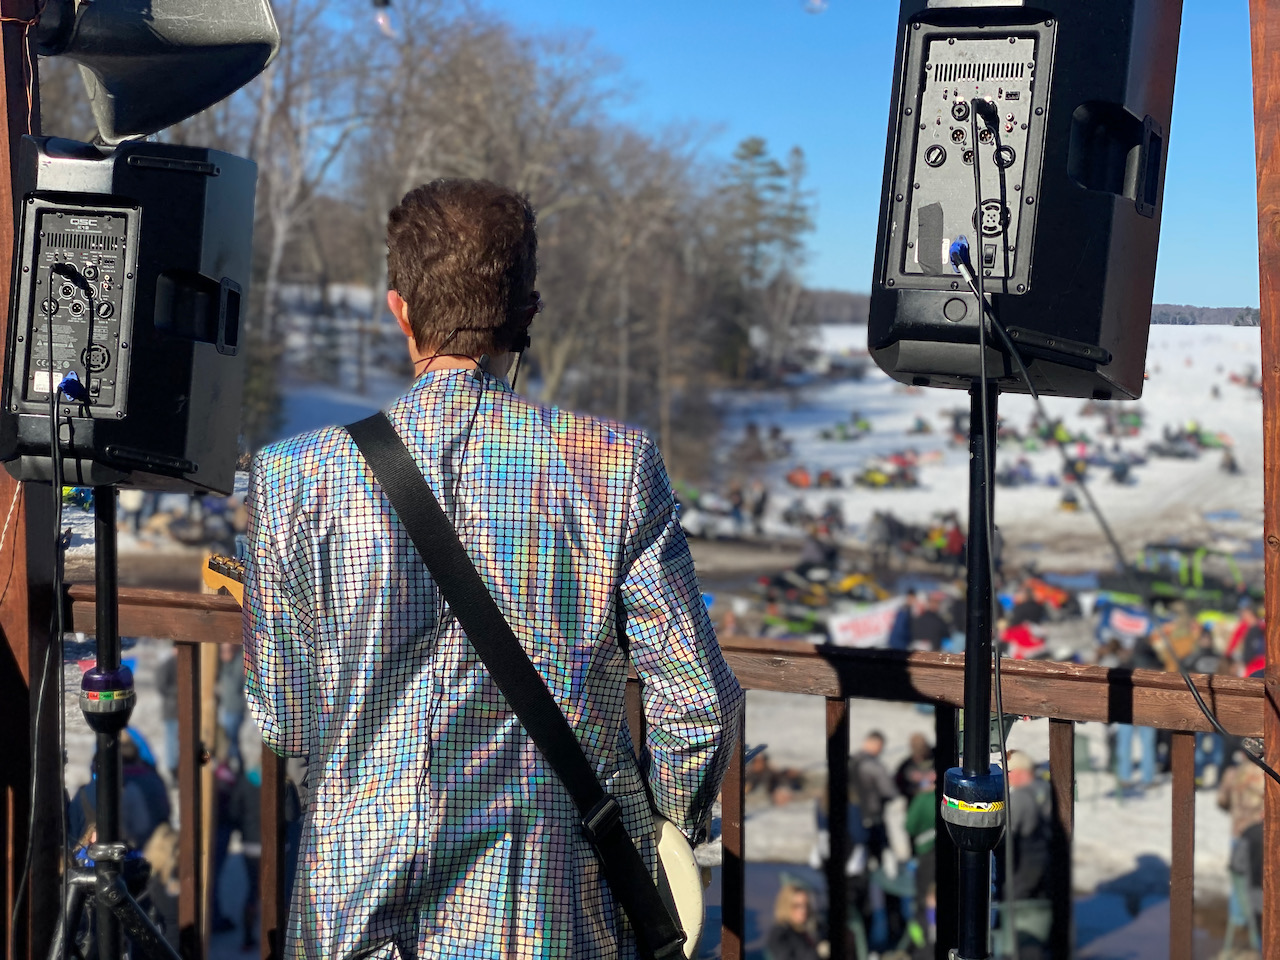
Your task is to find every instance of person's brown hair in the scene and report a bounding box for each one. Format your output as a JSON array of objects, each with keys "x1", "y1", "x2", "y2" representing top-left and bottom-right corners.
[{"x1": 387, "y1": 179, "x2": 537, "y2": 358}]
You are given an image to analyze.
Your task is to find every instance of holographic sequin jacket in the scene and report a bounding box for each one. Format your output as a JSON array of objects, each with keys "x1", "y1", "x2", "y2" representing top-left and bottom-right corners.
[{"x1": 243, "y1": 369, "x2": 744, "y2": 960}]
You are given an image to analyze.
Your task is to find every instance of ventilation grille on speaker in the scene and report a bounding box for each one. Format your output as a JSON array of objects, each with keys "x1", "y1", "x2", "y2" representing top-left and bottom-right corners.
[
  {"x1": 934, "y1": 61, "x2": 1027, "y2": 83},
  {"x1": 43, "y1": 232, "x2": 122, "y2": 252}
]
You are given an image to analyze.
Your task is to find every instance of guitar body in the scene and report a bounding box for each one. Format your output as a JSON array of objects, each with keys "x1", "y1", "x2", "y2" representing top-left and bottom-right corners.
[
  {"x1": 208, "y1": 555, "x2": 706, "y2": 955},
  {"x1": 654, "y1": 817, "x2": 705, "y2": 958}
]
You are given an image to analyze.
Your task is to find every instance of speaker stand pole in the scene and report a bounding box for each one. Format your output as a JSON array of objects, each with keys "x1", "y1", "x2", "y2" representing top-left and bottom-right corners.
[
  {"x1": 51, "y1": 488, "x2": 180, "y2": 960},
  {"x1": 942, "y1": 381, "x2": 1007, "y2": 960}
]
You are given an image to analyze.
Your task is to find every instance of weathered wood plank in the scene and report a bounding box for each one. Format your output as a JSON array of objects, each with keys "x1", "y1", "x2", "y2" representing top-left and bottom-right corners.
[
  {"x1": 68, "y1": 585, "x2": 241, "y2": 647},
  {"x1": 176, "y1": 643, "x2": 204, "y2": 959},
  {"x1": 717, "y1": 642, "x2": 1263, "y2": 735},
  {"x1": 64, "y1": 589, "x2": 1268, "y2": 734},
  {"x1": 1169, "y1": 732, "x2": 1195, "y2": 960},
  {"x1": 0, "y1": 6, "x2": 49, "y2": 954},
  {"x1": 825, "y1": 698, "x2": 849, "y2": 960},
  {"x1": 259, "y1": 746, "x2": 287, "y2": 960},
  {"x1": 721, "y1": 700, "x2": 746, "y2": 960},
  {"x1": 1251, "y1": 0, "x2": 1280, "y2": 948},
  {"x1": 1048, "y1": 719, "x2": 1074, "y2": 959}
]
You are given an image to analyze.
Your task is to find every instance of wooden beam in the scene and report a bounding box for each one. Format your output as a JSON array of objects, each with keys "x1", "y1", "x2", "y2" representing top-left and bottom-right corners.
[
  {"x1": 259, "y1": 746, "x2": 287, "y2": 960},
  {"x1": 0, "y1": 6, "x2": 52, "y2": 959},
  {"x1": 1250, "y1": 0, "x2": 1280, "y2": 948},
  {"x1": 62, "y1": 588, "x2": 1270, "y2": 734},
  {"x1": 1168, "y1": 733, "x2": 1196, "y2": 960},
  {"x1": 716, "y1": 639, "x2": 1264, "y2": 735},
  {"x1": 824, "y1": 698, "x2": 849, "y2": 960},
  {"x1": 719, "y1": 700, "x2": 746, "y2": 960},
  {"x1": 175, "y1": 643, "x2": 204, "y2": 960},
  {"x1": 68, "y1": 583, "x2": 242, "y2": 646},
  {"x1": 1047, "y1": 719, "x2": 1074, "y2": 959}
]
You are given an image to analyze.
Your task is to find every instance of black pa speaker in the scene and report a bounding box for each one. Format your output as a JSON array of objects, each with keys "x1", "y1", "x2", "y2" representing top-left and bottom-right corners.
[
  {"x1": 0, "y1": 136, "x2": 257, "y2": 495},
  {"x1": 868, "y1": 0, "x2": 1183, "y2": 400}
]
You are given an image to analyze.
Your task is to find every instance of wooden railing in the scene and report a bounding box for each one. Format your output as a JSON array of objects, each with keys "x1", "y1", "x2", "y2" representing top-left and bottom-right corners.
[{"x1": 63, "y1": 584, "x2": 1271, "y2": 960}]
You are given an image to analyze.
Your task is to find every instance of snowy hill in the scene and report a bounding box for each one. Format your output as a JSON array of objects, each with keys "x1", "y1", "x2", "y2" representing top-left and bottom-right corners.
[{"x1": 719, "y1": 324, "x2": 1264, "y2": 571}]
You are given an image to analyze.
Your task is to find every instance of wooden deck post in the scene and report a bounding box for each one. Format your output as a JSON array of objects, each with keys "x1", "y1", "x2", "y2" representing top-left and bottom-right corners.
[
  {"x1": 1251, "y1": 0, "x2": 1280, "y2": 949},
  {"x1": 0, "y1": 8, "x2": 55, "y2": 960}
]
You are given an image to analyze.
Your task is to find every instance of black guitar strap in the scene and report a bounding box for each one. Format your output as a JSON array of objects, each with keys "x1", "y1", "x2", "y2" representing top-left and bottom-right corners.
[{"x1": 345, "y1": 412, "x2": 686, "y2": 960}]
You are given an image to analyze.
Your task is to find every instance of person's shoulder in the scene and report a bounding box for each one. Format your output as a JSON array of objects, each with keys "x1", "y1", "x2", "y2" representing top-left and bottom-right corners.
[
  {"x1": 507, "y1": 396, "x2": 653, "y2": 468},
  {"x1": 252, "y1": 425, "x2": 354, "y2": 480},
  {"x1": 524, "y1": 397, "x2": 649, "y2": 449}
]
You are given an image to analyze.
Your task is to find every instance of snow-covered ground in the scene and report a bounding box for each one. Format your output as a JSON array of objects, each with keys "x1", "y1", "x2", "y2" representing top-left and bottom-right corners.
[{"x1": 720, "y1": 324, "x2": 1264, "y2": 572}]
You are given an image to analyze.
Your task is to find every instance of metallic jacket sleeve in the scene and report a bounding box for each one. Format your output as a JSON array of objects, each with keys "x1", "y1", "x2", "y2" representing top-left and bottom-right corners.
[
  {"x1": 619, "y1": 435, "x2": 745, "y2": 840},
  {"x1": 242, "y1": 447, "x2": 316, "y2": 758}
]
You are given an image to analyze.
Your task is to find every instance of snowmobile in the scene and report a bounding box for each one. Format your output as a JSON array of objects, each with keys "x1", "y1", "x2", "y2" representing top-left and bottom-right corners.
[{"x1": 1096, "y1": 543, "x2": 1260, "y2": 615}]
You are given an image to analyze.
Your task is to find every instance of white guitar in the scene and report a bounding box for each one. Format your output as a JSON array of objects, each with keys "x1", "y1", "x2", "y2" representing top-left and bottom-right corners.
[{"x1": 205, "y1": 555, "x2": 708, "y2": 957}]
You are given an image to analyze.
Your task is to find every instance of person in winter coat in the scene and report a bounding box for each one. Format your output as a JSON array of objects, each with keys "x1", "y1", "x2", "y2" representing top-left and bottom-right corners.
[{"x1": 764, "y1": 880, "x2": 824, "y2": 960}]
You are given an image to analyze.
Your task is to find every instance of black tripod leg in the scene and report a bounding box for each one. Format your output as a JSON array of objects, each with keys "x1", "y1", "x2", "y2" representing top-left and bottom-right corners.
[
  {"x1": 99, "y1": 874, "x2": 181, "y2": 960},
  {"x1": 48, "y1": 872, "x2": 95, "y2": 960}
]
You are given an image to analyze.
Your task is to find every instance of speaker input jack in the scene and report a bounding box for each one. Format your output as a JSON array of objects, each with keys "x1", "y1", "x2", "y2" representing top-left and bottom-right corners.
[
  {"x1": 978, "y1": 126, "x2": 995, "y2": 145},
  {"x1": 951, "y1": 99, "x2": 970, "y2": 122},
  {"x1": 68, "y1": 300, "x2": 85, "y2": 318},
  {"x1": 950, "y1": 127, "x2": 966, "y2": 144}
]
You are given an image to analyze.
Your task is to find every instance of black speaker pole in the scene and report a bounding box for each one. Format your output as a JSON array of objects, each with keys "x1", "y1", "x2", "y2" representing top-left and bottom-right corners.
[
  {"x1": 941, "y1": 382, "x2": 1006, "y2": 960},
  {"x1": 53, "y1": 488, "x2": 180, "y2": 960},
  {"x1": 92, "y1": 489, "x2": 124, "y2": 960}
]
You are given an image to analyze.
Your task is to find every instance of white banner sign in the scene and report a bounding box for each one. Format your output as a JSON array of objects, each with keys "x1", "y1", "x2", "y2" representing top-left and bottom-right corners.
[{"x1": 826, "y1": 599, "x2": 902, "y2": 649}]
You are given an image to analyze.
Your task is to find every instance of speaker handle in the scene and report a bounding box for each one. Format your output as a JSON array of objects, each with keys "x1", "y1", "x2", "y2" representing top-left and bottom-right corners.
[
  {"x1": 216, "y1": 278, "x2": 242, "y2": 356},
  {"x1": 1134, "y1": 116, "x2": 1163, "y2": 219}
]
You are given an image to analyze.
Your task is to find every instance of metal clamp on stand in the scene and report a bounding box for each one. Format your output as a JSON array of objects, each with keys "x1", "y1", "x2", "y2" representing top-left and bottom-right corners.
[{"x1": 942, "y1": 767, "x2": 1007, "y2": 960}]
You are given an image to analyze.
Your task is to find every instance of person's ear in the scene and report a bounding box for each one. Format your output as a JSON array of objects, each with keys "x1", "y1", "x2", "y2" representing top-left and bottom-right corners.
[
  {"x1": 525, "y1": 289, "x2": 543, "y2": 321},
  {"x1": 388, "y1": 289, "x2": 413, "y2": 339}
]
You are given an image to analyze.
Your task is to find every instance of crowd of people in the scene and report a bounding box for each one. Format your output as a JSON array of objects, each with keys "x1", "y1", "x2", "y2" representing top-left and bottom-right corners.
[
  {"x1": 1095, "y1": 599, "x2": 1265, "y2": 795},
  {"x1": 758, "y1": 731, "x2": 1056, "y2": 960}
]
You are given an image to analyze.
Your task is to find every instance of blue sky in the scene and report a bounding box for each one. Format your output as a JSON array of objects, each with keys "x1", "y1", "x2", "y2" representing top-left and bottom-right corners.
[{"x1": 474, "y1": 0, "x2": 1258, "y2": 308}]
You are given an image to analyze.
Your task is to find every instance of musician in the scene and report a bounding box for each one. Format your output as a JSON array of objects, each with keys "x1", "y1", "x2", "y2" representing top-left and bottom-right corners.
[{"x1": 243, "y1": 178, "x2": 744, "y2": 959}]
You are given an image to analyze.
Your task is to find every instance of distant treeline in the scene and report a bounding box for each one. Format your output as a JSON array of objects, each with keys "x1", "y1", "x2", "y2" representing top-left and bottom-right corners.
[
  {"x1": 806, "y1": 293, "x2": 1261, "y2": 328},
  {"x1": 1151, "y1": 305, "x2": 1260, "y2": 326},
  {"x1": 37, "y1": 0, "x2": 818, "y2": 480}
]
